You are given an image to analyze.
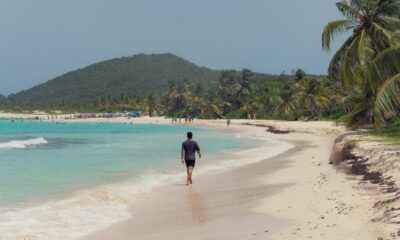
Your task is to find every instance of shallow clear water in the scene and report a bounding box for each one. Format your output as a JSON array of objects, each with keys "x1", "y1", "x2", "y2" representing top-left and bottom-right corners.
[{"x1": 0, "y1": 120, "x2": 246, "y2": 205}]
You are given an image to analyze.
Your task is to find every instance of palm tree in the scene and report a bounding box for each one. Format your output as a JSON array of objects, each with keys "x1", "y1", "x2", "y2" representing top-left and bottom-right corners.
[
  {"x1": 164, "y1": 80, "x2": 186, "y2": 115},
  {"x1": 295, "y1": 79, "x2": 331, "y2": 118},
  {"x1": 270, "y1": 83, "x2": 296, "y2": 120},
  {"x1": 323, "y1": 0, "x2": 400, "y2": 88},
  {"x1": 243, "y1": 95, "x2": 262, "y2": 119},
  {"x1": 198, "y1": 86, "x2": 228, "y2": 119},
  {"x1": 322, "y1": 0, "x2": 400, "y2": 129},
  {"x1": 232, "y1": 69, "x2": 253, "y2": 107},
  {"x1": 294, "y1": 69, "x2": 306, "y2": 82},
  {"x1": 146, "y1": 93, "x2": 156, "y2": 117},
  {"x1": 218, "y1": 70, "x2": 239, "y2": 110}
]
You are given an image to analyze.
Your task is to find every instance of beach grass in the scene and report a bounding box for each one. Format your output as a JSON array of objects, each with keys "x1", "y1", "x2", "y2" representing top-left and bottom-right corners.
[{"x1": 366, "y1": 127, "x2": 400, "y2": 145}]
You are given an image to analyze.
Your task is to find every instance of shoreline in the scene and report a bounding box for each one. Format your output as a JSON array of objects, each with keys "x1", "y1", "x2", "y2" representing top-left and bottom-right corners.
[
  {"x1": 0, "y1": 119, "x2": 294, "y2": 240},
  {"x1": 81, "y1": 135, "x2": 302, "y2": 240},
  {"x1": 0, "y1": 115, "x2": 393, "y2": 239},
  {"x1": 79, "y1": 119, "x2": 387, "y2": 239}
]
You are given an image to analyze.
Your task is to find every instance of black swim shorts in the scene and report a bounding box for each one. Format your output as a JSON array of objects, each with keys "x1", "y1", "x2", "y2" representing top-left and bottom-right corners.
[{"x1": 185, "y1": 160, "x2": 195, "y2": 168}]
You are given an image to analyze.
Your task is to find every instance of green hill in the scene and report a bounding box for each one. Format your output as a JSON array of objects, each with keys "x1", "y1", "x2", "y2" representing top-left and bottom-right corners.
[
  {"x1": 9, "y1": 53, "x2": 221, "y2": 106},
  {"x1": 0, "y1": 94, "x2": 8, "y2": 105}
]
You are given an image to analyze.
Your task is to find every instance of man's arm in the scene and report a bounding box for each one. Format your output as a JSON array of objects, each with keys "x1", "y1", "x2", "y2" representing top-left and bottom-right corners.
[
  {"x1": 195, "y1": 143, "x2": 201, "y2": 158},
  {"x1": 181, "y1": 146, "x2": 185, "y2": 164}
]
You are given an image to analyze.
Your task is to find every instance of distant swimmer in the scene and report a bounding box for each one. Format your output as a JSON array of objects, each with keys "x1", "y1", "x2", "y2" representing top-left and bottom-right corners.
[{"x1": 181, "y1": 132, "x2": 201, "y2": 186}]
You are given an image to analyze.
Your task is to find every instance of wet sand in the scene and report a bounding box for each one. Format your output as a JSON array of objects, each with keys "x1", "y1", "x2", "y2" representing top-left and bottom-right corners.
[{"x1": 81, "y1": 141, "x2": 302, "y2": 240}]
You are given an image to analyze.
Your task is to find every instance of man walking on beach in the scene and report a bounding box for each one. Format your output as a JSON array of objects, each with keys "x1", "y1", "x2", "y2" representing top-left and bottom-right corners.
[{"x1": 181, "y1": 132, "x2": 201, "y2": 186}]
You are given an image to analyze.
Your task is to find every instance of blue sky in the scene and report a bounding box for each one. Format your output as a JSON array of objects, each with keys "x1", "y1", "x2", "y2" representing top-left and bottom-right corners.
[{"x1": 0, "y1": 0, "x2": 343, "y2": 95}]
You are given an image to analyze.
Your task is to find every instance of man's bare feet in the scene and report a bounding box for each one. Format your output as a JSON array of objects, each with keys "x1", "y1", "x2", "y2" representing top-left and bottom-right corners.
[
  {"x1": 189, "y1": 179, "x2": 193, "y2": 184},
  {"x1": 186, "y1": 180, "x2": 190, "y2": 186}
]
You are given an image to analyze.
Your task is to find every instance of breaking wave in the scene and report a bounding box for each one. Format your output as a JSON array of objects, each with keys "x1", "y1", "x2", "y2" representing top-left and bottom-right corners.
[{"x1": 0, "y1": 138, "x2": 48, "y2": 149}]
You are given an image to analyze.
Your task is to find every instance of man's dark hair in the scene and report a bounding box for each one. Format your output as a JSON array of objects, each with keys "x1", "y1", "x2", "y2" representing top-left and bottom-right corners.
[{"x1": 187, "y1": 132, "x2": 193, "y2": 139}]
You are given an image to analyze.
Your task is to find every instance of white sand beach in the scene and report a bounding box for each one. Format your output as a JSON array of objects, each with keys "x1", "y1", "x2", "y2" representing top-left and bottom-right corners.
[
  {"x1": 2, "y1": 0, "x2": 400, "y2": 239},
  {"x1": 73, "y1": 118, "x2": 390, "y2": 240},
  {"x1": 0, "y1": 114, "x2": 395, "y2": 239}
]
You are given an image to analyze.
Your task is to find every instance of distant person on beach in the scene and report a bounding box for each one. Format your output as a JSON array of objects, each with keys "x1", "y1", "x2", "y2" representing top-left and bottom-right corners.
[
  {"x1": 181, "y1": 132, "x2": 201, "y2": 186},
  {"x1": 227, "y1": 119, "x2": 231, "y2": 126}
]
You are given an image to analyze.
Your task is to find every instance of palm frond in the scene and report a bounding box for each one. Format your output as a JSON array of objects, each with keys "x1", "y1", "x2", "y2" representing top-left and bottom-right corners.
[
  {"x1": 374, "y1": 73, "x2": 400, "y2": 129},
  {"x1": 376, "y1": 0, "x2": 400, "y2": 16},
  {"x1": 357, "y1": 29, "x2": 374, "y2": 65},
  {"x1": 371, "y1": 23, "x2": 394, "y2": 44},
  {"x1": 391, "y1": 30, "x2": 400, "y2": 45},
  {"x1": 341, "y1": 107, "x2": 370, "y2": 130},
  {"x1": 369, "y1": 46, "x2": 400, "y2": 91},
  {"x1": 322, "y1": 19, "x2": 356, "y2": 51},
  {"x1": 382, "y1": 16, "x2": 400, "y2": 31},
  {"x1": 336, "y1": 1, "x2": 361, "y2": 20},
  {"x1": 341, "y1": 35, "x2": 361, "y2": 91},
  {"x1": 349, "y1": 0, "x2": 363, "y2": 11},
  {"x1": 328, "y1": 35, "x2": 357, "y2": 82}
]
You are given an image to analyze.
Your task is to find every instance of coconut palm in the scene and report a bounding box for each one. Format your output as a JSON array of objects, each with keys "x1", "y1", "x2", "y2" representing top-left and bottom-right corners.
[
  {"x1": 295, "y1": 79, "x2": 331, "y2": 118},
  {"x1": 232, "y1": 69, "x2": 253, "y2": 106},
  {"x1": 322, "y1": 0, "x2": 400, "y2": 129},
  {"x1": 270, "y1": 83, "x2": 296, "y2": 120},
  {"x1": 242, "y1": 85, "x2": 263, "y2": 119},
  {"x1": 200, "y1": 86, "x2": 230, "y2": 119},
  {"x1": 322, "y1": 0, "x2": 400, "y2": 87},
  {"x1": 163, "y1": 80, "x2": 191, "y2": 115},
  {"x1": 146, "y1": 92, "x2": 157, "y2": 117}
]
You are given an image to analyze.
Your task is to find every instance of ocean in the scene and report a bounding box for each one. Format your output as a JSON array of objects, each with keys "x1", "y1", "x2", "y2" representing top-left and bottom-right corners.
[
  {"x1": 0, "y1": 120, "x2": 249, "y2": 205},
  {"x1": 0, "y1": 120, "x2": 291, "y2": 239}
]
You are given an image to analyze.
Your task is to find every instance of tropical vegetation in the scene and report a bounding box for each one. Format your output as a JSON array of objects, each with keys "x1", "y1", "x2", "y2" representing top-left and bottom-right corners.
[
  {"x1": 1, "y1": 64, "x2": 341, "y2": 121},
  {"x1": 159, "y1": 69, "x2": 343, "y2": 120},
  {"x1": 322, "y1": 0, "x2": 400, "y2": 129},
  {"x1": 3, "y1": 53, "x2": 341, "y2": 121}
]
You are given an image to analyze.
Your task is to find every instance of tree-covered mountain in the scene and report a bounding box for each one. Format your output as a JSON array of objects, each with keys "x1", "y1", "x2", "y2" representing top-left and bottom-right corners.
[
  {"x1": 9, "y1": 53, "x2": 222, "y2": 106},
  {"x1": 0, "y1": 94, "x2": 8, "y2": 105},
  {"x1": 6, "y1": 53, "x2": 338, "y2": 123}
]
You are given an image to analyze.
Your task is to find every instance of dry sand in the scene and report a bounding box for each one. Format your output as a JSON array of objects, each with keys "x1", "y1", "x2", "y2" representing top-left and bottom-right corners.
[{"x1": 73, "y1": 119, "x2": 385, "y2": 240}]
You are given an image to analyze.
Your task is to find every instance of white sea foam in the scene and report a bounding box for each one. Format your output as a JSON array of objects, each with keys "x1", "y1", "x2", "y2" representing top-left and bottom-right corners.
[
  {"x1": 0, "y1": 138, "x2": 48, "y2": 149},
  {"x1": 0, "y1": 137, "x2": 293, "y2": 240},
  {"x1": 0, "y1": 172, "x2": 182, "y2": 240}
]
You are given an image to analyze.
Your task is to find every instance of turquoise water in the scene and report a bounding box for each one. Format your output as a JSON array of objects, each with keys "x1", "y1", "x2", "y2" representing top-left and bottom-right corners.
[{"x1": 0, "y1": 120, "x2": 246, "y2": 205}]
